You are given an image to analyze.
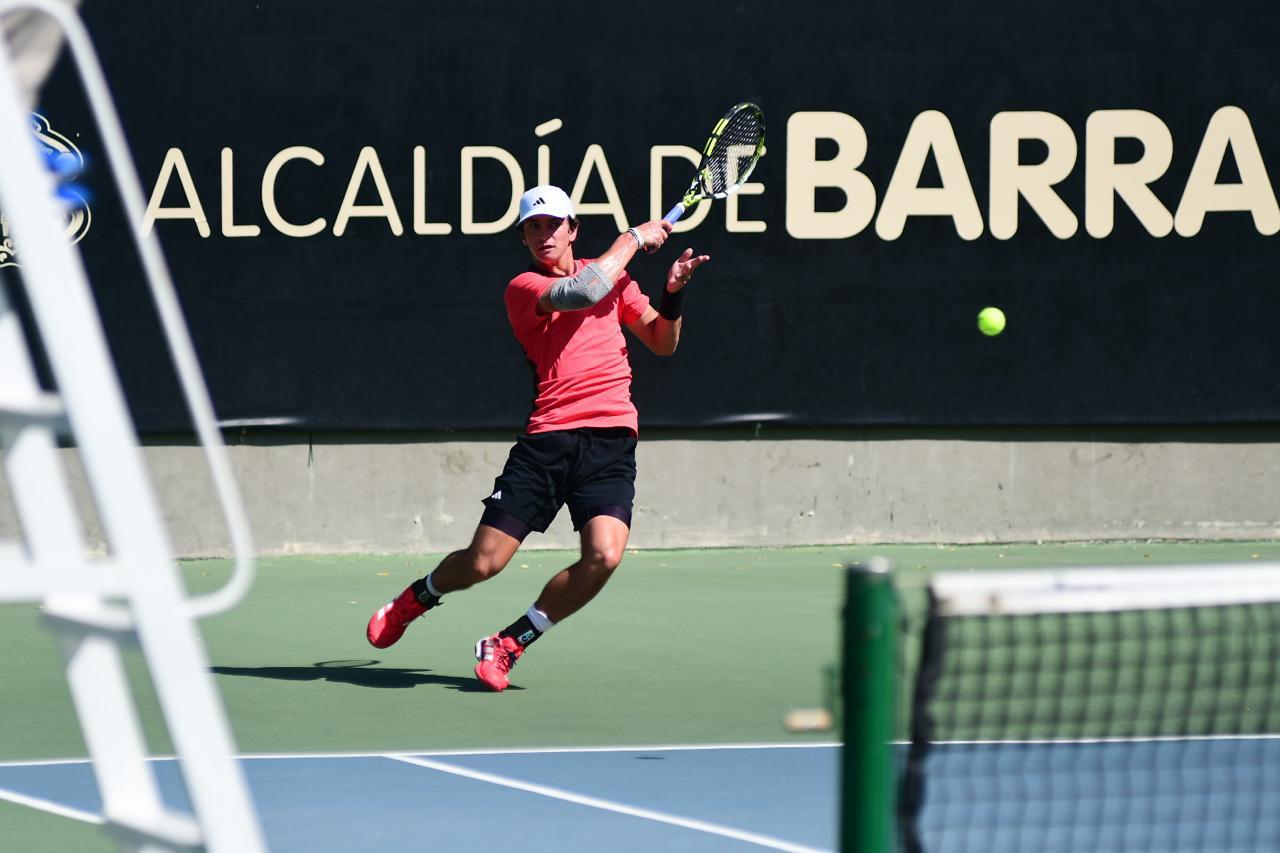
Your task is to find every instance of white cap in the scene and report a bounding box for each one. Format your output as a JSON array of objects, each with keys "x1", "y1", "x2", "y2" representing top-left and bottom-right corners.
[{"x1": 517, "y1": 184, "x2": 574, "y2": 224}]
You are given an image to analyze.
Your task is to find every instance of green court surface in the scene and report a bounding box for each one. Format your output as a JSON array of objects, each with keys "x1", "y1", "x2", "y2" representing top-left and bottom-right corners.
[{"x1": 4, "y1": 541, "x2": 1280, "y2": 851}]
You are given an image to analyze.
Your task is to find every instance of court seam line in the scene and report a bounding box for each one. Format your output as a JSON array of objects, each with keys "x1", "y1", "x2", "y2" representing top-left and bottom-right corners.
[
  {"x1": 5, "y1": 732, "x2": 1280, "y2": 770},
  {"x1": 0, "y1": 785, "x2": 103, "y2": 825},
  {"x1": 389, "y1": 754, "x2": 832, "y2": 853},
  {"x1": 10, "y1": 733, "x2": 1280, "y2": 768},
  {"x1": 0, "y1": 741, "x2": 839, "y2": 768}
]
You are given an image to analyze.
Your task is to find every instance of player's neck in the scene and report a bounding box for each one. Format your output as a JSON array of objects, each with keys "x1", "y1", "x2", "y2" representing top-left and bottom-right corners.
[{"x1": 536, "y1": 248, "x2": 576, "y2": 277}]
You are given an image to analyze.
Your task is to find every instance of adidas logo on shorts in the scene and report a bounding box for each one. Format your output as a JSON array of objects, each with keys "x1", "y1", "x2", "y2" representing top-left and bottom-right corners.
[{"x1": 490, "y1": 490, "x2": 502, "y2": 500}]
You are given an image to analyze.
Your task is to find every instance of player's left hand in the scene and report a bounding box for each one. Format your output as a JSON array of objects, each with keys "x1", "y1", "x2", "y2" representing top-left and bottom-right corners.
[{"x1": 665, "y1": 248, "x2": 710, "y2": 292}]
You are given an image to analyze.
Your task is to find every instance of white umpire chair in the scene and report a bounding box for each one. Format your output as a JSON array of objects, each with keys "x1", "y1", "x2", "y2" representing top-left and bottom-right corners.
[{"x1": 0, "y1": 1, "x2": 265, "y2": 849}]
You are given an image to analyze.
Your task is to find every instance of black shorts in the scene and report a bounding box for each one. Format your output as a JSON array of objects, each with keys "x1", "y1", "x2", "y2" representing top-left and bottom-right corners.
[{"x1": 481, "y1": 427, "x2": 637, "y2": 536}]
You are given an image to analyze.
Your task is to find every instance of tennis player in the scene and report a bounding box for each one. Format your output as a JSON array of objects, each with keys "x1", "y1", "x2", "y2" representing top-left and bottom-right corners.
[{"x1": 367, "y1": 184, "x2": 709, "y2": 691}]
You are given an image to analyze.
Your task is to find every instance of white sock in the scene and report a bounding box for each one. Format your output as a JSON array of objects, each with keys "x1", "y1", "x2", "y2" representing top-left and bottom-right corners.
[{"x1": 527, "y1": 605, "x2": 555, "y2": 634}]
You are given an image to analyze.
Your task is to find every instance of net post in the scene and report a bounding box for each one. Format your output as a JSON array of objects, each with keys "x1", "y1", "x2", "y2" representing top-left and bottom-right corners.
[{"x1": 840, "y1": 557, "x2": 897, "y2": 853}]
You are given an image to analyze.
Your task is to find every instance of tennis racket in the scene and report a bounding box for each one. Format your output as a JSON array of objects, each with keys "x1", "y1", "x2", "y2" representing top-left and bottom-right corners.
[{"x1": 663, "y1": 102, "x2": 766, "y2": 224}]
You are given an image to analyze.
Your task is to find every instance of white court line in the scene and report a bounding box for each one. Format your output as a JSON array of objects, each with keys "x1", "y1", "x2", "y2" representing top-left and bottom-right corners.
[
  {"x1": 7, "y1": 734, "x2": 1280, "y2": 770},
  {"x1": 390, "y1": 754, "x2": 833, "y2": 853},
  {"x1": 0, "y1": 741, "x2": 838, "y2": 768},
  {"x1": 0, "y1": 786, "x2": 102, "y2": 825},
  {"x1": 244, "y1": 741, "x2": 839, "y2": 761}
]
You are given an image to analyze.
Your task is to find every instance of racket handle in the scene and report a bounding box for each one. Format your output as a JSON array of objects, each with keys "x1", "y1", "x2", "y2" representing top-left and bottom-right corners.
[{"x1": 663, "y1": 202, "x2": 686, "y2": 224}]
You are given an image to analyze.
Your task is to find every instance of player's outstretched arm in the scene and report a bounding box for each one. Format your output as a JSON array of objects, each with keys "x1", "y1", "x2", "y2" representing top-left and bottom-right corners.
[
  {"x1": 594, "y1": 219, "x2": 672, "y2": 282},
  {"x1": 626, "y1": 248, "x2": 710, "y2": 356}
]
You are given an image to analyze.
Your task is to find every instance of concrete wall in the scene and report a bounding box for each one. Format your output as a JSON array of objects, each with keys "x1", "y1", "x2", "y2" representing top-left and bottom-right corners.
[{"x1": 3, "y1": 425, "x2": 1278, "y2": 557}]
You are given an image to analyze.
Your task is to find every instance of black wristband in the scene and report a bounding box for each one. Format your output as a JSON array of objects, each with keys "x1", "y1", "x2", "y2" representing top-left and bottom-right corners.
[{"x1": 658, "y1": 287, "x2": 685, "y2": 320}]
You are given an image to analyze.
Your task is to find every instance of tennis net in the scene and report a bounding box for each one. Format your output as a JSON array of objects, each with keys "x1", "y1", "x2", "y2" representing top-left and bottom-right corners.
[{"x1": 843, "y1": 562, "x2": 1280, "y2": 853}]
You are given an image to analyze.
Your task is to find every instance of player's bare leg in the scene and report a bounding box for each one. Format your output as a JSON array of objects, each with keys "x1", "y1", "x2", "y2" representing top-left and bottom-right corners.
[
  {"x1": 428, "y1": 523, "x2": 523, "y2": 593},
  {"x1": 475, "y1": 515, "x2": 630, "y2": 691},
  {"x1": 535, "y1": 515, "x2": 630, "y2": 621},
  {"x1": 367, "y1": 523, "x2": 521, "y2": 648}
]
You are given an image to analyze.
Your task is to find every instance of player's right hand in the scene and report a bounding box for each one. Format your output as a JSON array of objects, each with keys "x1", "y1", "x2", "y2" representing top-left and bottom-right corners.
[{"x1": 633, "y1": 220, "x2": 673, "y2": 253}]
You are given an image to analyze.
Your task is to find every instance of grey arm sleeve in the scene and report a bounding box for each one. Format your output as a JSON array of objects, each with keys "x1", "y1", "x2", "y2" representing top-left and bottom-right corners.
[{"x1": 546, "y1": 262, "x2": 613, "y2": 310}]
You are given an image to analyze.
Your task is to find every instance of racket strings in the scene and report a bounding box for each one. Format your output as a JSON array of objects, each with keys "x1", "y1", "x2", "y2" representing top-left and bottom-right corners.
[{"x1": 703, "y1": 109, "x2": 764, "y2": 196}]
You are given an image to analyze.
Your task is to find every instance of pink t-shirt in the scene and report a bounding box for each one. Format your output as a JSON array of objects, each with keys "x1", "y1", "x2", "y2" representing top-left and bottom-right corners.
[{"x1": 504, "y1": 258, "x2": 652, "y2": 434}]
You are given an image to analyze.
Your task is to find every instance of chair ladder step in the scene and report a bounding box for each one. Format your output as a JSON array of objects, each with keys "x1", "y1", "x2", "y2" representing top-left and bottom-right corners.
[
  {"x1": 0, "y1": 390, "x2": 67, "y2": 429},
  {"x1": 106, "y1": 807, "x2": 204, "y2": 851}
]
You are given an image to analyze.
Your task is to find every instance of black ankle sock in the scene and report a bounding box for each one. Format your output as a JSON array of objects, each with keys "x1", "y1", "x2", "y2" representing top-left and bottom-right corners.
[
  {"x1": 409, "y1": 578, "x2": 442, "y2": 610},
  {"x1": 499, "y1": 614, "x2": 542, "y2": 648}
]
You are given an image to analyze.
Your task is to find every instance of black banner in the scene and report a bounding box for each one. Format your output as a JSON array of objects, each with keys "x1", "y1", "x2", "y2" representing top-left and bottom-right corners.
[{"x1": 24, "y1": 0, "x2": 1280, "y2": 430}]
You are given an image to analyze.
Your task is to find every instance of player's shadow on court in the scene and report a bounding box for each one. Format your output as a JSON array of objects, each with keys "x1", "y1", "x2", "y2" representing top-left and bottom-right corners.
[{"x1": 210, "y1": 660, "x2": 517, "y2": 692}]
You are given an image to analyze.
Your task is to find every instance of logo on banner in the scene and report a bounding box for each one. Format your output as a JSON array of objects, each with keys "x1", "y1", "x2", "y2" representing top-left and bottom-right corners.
[{"x1": 0, "y1": 113, "x2": 92, "y2": 269}]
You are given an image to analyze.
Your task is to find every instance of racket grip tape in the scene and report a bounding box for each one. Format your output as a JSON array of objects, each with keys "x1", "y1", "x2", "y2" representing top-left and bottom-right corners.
[{"x1": 663, "y1": 202, "x2": 686, "y2": 224}]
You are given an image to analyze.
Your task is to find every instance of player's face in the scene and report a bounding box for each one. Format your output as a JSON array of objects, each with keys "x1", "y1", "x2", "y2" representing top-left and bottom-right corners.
[{"x1": 520, "y1": 215, "x2": 577, "y2": 268}]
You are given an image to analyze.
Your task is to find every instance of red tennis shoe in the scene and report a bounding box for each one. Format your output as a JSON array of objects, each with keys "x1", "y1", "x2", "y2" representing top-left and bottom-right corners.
[
  {"x1": 474, "y1": 634, "x2": 523, "y2": 692},
  {"x1": 366, "y1": 586, "x2": 427, "y2": 649}
]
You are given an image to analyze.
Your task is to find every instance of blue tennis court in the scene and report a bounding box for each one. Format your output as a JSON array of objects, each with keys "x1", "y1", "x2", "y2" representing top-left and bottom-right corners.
[
  {"x1": 9, "y1": 735, "x2": 1279, "y2": 851},
  {"x1": 0, "y1": 744, "x2": 837, "y2": 853}
]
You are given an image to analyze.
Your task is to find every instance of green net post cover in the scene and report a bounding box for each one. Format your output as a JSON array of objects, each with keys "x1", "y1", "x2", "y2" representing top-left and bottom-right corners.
[{"x1": 840, "y1": 558, "x2": 897, "y2": 853}]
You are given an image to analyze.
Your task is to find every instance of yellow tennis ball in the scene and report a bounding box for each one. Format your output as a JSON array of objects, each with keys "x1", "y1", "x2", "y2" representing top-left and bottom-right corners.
[{"x1": 977, "y1": 306, "x2": 1006, "y2": 336}]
